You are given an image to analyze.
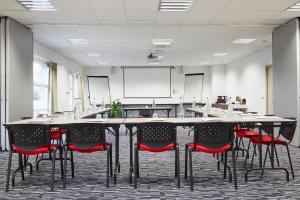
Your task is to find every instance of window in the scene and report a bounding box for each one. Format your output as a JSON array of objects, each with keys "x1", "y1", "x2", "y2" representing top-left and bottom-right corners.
[{"x1": 33, "y1": 60, "x2": 49, "y2": 116}]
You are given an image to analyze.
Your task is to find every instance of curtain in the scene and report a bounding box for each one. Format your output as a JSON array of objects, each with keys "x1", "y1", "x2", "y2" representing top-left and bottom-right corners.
[
  {"x1": 76, "y1": 73, "x2": 85, "y2": 111},
  {"x1": 49, "y1": 62, "x2": 58, "y2": 114}
]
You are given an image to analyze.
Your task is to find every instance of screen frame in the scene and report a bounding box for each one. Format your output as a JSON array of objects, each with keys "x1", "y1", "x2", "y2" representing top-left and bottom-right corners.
[{"x1": 183, "y1": 73, "x2": 205, "y2": 103}]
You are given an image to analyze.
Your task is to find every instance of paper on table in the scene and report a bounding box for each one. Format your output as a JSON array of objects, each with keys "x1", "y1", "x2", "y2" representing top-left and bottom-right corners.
[
  {"x1": 148, "y1": 118, "x2": 166, "y2": 122},
  {"x1": 201, "y1": 118, "x2": 223, "y2": 122},
  {"x1": 255, "y1": 116, "x2": 279, "y2": 119},
  {"x1": 87, "y1": 119, "x2": 104, "y2": 122}
]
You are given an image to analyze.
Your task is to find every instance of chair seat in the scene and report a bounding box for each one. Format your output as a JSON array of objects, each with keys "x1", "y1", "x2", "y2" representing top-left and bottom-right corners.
[
  {"x1": 68, "y1": 144, "x2": 109, "y2": 153},
  {"x1": 139, "y1": 143, "x2": 174, "y2": 152},
  {"x1": 236, "y1": 130, "x2": 259, "y2": 138},
  {"x1": 51, "y1": 127, "x2": 68, "y2": 140},
  {"x1": 188, "y1": 143, "x2": 232, "y2": 154},
  {"x1": 250, "y1": 136, "x2": 287, "y2": 145},
  {"x1": 13, "y1": 145, "x2": 57, "y2": 155}
]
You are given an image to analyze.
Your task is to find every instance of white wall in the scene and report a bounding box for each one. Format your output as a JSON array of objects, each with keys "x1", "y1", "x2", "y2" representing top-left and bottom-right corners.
[
  {"x1": 33, "y1": 40, "x2": 83, "y2": 112},
  {"x1": 210, "y1": 64, "x2": 227, "y2": 102},
  {"x1": 226, "y1": 47, "x2": 272, "y2": 114},
  {"x1": 83, "y1": 66, "x2": 214, "y2": 105}
]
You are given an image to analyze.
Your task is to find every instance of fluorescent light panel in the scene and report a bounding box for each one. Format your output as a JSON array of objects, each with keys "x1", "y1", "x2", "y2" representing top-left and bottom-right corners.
[
  {"x1": 16, "y1": 0, "x2": 57, "y2": 11},
  {"x1": 214, "y1": 53, "x2": 228, "y2": 57},
  {"x1": 233, "y1": 38, "x2": 256, "y2": 44},
  {"x1": 152, "y1": 39, "x2": 173, "y2": 47},
  {"x1": 68, "y1": 38, "x2": 89, "y2": 45},
  {"x1": 286, "y1": 1, "x2": 300, "y2": 11},
  {"x1": 86, "y1": 53, "x2": 100, "y2": 57},
  {"x1": 159, "y1": 0, "x2": 193, "y2": 12}
]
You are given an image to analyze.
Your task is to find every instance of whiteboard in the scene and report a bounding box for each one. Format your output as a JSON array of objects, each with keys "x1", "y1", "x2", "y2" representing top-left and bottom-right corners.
[
  {"x1": 123, "y1": 67, "x2": 171, "y2": 98},
  {"x1": 183, "y1": 73, "x2": 204, "y2": 102},
  {"x1": 87, "y1": 76, "x2": 111, "y2": 104}
]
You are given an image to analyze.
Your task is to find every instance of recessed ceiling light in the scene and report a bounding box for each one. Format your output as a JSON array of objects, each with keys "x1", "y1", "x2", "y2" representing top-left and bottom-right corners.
[
  {"x1": 159, "y1": 0, "x2": 193, "y2": 12},
  {"x1": 149, "y1": 61, "x2": 161, "y2": 65},
  {"x1": 86, "y1": 53, "x2": 100, "y2": 57},
  {"x1": 16, "y1": 0, "x2": 57, "y2": 11},
  {"x1": 200, "y1": 61, "x2": 210, "y2": 65},
  {"x1": 68, "y1": 38, "x2": 89, "y2": 45},
  {"x1": 152, "y1": 39, "x2": 173, "y2": 48},
  {"x1": 96, "y1": 61, "x2": 109, "y2": 65},
  {"x1": 233, "y1": 39, "x2": 256, "y2": 44},
  {"x1": 286, "y1": 1, "x2": 300, "y2": 11},
  {"x1": 213, "y1": 53, "x2": 228, "y2": 57}
]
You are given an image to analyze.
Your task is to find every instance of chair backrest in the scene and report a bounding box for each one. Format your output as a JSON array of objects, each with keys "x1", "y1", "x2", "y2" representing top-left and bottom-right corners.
[
  {"x1": 137, "y1": 122, "x2": 176, "y2": 149},
  {"x1": 279, "y1": 118, "x2": 297, "y2": 142},
  {"x1": 65, "y1": 123, "x2": 106, "y2": 149},
  {"x1": 139, "y1": 109, "x2": 153, "y2": 118},
  {"x1": 7, "y1": 124, "x2": 51, "y2": 151},
  {"x1": 193, "y1": 122, "x2": 233, "y2": 150}
]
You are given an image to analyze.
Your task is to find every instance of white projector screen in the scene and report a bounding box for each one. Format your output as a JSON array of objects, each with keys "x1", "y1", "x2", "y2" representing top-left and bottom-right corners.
[
  {"x1": 123, "y1": 67, "x2": 171, "y2": 98},
  {"x1": 87, "y1": 76, "x2": 111, "y2": 104},
  {"x1": 183, "y1": 73, "x2": 204, "y2": 102}
]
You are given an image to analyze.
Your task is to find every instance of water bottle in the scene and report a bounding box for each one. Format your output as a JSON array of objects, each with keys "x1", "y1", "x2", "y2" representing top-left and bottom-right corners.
[
  {"x1": 192, "y1": 97, "x2": 196, "y2": 108},
  {"x1": 205, "y1": 97, "x2": 210, "y2": 112},
  {"x1": 227, "y1": 97, "x2": 233, "y2": 116},
  {"x1": 102, "y1": 98, "x2": 105, "y2": 109},
  {"x1": 74, "y1": 98, "x2": 80, "y2": 120},
  {"x1": 152, "y1": 98, "x2": 156, "y2": 108},
  {"x1": 92, "y1": 98, "x2": 96, "y2": 112},
  {"x1": 179, "y1": 97, "x2": 184, "y2": 118}
]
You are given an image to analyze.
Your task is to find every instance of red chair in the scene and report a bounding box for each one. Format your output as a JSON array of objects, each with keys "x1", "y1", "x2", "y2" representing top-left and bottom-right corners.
[
  {"x1": 5, "y1": 124, "x2": 62, "y2": 191},
  {"x1": 63, "y1": 123, "x2": 112, "y2": 188},
  {"x1": 185, "y1": 122, "x2": 237, "y2": 190},
  {"x1": 134, "y1": 122, "x2": 180, "y2": 188},
  {"x1": 249, "y1": 119, "x2": 297, "y2": 179}
]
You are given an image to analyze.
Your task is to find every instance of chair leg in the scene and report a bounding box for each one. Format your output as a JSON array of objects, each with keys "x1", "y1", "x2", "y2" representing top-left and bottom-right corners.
[
  {"x1": 261, "y1": 145, "x2": 269, "y2": 178},
  {"x1": 70, "y1": 150, "x2": 74, "y2": 178},
  {"x1": 109, "y1": 144, "x2": 113, "y2": 177},
  {"x1": 217, "y1": 153, "x2": 220, "y2": 171},
  {"x1": 106, "y1": 149, "x2": 110, "y2": 188},
  {"x1": 59, "y1": 148, "x2": 64, "y2": 180},
  {"x1": 5, "y1": 151, "x2": 13, "y2": 192},
  {"x1": 63, "y1": 148, "x2": 68, "y2": 189},
  {"x1": 134, "y1": 146, "x2": 138, "y2": 188},
  {"x1": 19, "y1": 154, "x2": 25, "y2": 181},
  {"x1": 231, "y1": 148, "x2": 238, "y2": 190},
  {"x1": 241, "y1": 139, "x2": 245, "y2": 157},
  {"x1": 250, "y1": 144, "x2": 257, "y2": 168},
  {"x1": 223, "y1": 151, "x2": 227, "y2": 179},
  {"x1": 51, "y1": 149, "x2": 57, "y2": 191},
  {"x1": 274, "y1": 145, "x2": 280, "y2": 167},
  {"x1": 189, "y1": 148, "x2": 193, "y2": 191},
  {"x1": 176, "y1": 145, "x2": 180, "y2": 188},
  {"x1": 184, "y1": 144, "x2": 188, "y2": 179},
  {"x1": 286, "y1": 144, "x2": 295, "y2": 179},
  {"x1": 243, "y1": 140, "x2": 251, "y2": 168}
]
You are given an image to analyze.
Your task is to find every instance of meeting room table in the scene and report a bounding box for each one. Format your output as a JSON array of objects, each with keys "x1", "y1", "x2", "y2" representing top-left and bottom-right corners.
[{"x1": 4, "y1": 108, "x2": 295, "y2": 185}]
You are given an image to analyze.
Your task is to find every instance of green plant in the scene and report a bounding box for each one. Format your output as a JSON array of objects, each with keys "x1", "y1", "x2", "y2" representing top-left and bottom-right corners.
[{"x1": 108, "y1": 100, "x2": 123, "y2": 118}]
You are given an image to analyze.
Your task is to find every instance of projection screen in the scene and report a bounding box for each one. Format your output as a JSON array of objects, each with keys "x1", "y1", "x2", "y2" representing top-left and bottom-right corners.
[{"x1": 123, "y1": 67, "x2": 171, "y2": 98}]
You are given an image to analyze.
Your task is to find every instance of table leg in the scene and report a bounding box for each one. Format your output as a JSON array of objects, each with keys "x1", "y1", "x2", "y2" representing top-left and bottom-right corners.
[
  {"x1": 167, "y1": 110, "x2": 170, "y2": 118},
  {"x1": 112, "y1": 125, "x2": 120, "y2": 184},
  {"x1": 129, "y1": 126, "x2": 133, "y2": 184},
  {"x1": 175, "y1": 105, "x2": 178, "y2": 117}
]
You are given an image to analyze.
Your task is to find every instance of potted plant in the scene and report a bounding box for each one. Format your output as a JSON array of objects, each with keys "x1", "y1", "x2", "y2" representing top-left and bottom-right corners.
[{"x1": 108, "y1": 99, "x2": 123, "y2": 118}]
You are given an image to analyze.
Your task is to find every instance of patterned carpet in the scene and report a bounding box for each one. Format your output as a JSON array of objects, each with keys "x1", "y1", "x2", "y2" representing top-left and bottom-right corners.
[{"x1": 0, "y1": 126, "x2": 299, "y2": 200}]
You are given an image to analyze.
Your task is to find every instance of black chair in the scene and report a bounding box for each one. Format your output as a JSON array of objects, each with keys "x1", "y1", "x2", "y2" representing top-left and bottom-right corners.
[
  {"x1": 250, "y1": 118, "x2": 297, "y2": 179},
  {"x1": 134, "y1": 122, "x2": 180, "y2": 188},
  {"x1": 63, "y1": 123, "x2": 112, "y2": 188},
  {"x1": 5, "y1": 124, "x2": 61, "y2": 191},
  {"x1": 139, "y1": 109, "x2": 153, "y2": 118},
  {"x1": 185, "y1": 122, "x2": 237, "y2": 190}
]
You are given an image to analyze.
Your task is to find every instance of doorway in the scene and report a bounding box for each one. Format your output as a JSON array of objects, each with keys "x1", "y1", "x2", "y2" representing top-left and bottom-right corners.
[{"x1": 266, "y1": 64, "x2": 273, "y2": 115}]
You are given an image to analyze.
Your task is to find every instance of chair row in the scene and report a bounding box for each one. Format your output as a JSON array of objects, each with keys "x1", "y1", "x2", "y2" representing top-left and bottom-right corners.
[{"x1": 4, "y1": 120, "x2": 296, "y2": 191}]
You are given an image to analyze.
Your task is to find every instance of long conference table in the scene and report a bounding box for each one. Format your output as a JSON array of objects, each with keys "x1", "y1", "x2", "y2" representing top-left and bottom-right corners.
[{"x1": 4, "y1": 109, "x2": 295, "y2": 184}]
